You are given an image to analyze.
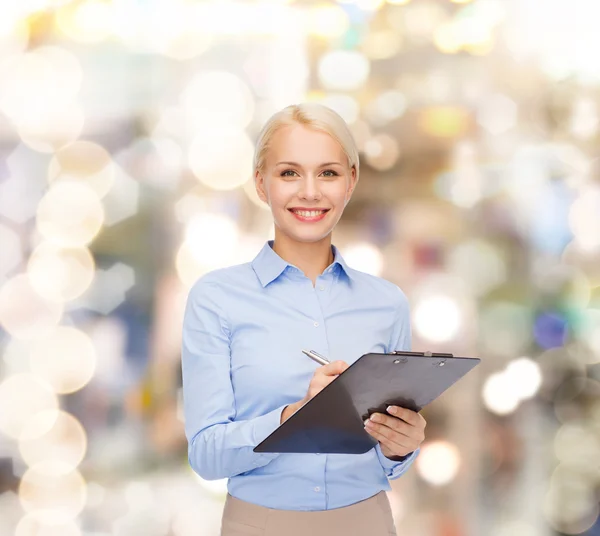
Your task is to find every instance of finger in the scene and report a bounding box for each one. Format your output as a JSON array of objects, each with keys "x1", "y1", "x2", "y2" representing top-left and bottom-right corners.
[
  {"x1": 368, "y1": 413, "x2": 414, "y2": 439},
  {"x1": 386, "y1": 406, "x2": 422, "y2": 427},
  {"x1": 365, "y1": 425, "x2": 414, "y2": 454},
  {"x1": 321, "y1": 360, "x2": 348, "y2": 376}
]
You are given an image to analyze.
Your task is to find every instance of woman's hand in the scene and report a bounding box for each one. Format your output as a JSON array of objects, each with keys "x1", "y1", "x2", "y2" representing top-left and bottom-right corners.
[
  {"x1": 281, "y1": 360, "x2": 349, "y2": 424},
  {"x1": 364, "y1": 406, "x2": 426, "y2": 459}
]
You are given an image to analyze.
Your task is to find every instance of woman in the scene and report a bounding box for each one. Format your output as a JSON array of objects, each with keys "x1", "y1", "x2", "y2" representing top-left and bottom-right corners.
[{"x1": 181, "y1": 103, "x2": 426, "y2": 536}]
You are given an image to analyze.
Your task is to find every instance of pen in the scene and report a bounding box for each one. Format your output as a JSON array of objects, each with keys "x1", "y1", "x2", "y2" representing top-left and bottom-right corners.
[{"x1": 302, "y1": 349, "x2": 330, "y2": 366}]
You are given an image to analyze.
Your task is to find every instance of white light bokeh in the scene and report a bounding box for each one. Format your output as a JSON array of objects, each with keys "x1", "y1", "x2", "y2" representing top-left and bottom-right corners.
[
  {"x1": 27, "y1": 242, "x2": 95, "y2": 303},
  {"x1": 188, "y1": 129, "x2": 254, "y2": 191},
  {"x1": 48, "y1": 140, "x2": 116, "y2": 199},
  {"x1": 568, "y1": 185, "x2": 600, "y2": 252},
  {"x1": 19, "y1": 461, "x2": 87, "y2": 519},
  {"x1": 504, "y1": 357, "x2": 542, "y2": 400},
  {"x1": 19, "y1": 409, "x2": 88, "y2": 470},
  {"x1": 0, "y1": 373, "x2": 59, "y2": 439},
  {"x1": 317, "y1": 50, "x2": 370, "y2": 91},
  {"x1": 413, "y1": 295, "x2": 462, "y2": 343},
  {"x1": 29, "y1": 326, "x2": 96, "y2": 394},
  {"x1": 181, "y1": 71, "x2": 254, "y2": 132},
  {"x1": 363, "y1": 134, "x2": 401, "y2": 171},
  {"x1": 36, "y1": 182, "x2": 105, "y2": 248},
  {"x1": 0, "y1": 223, "x2": 22, "y2": 282},
  {"x1": 342, "y1": 242, "x2": 383, "y2": 276},
  {"x1": 15, "y1": 510, "x2": 82, "y2": 536},
  {"x1": 0, "y1": 274, "x2": 64, "y2": 340},
  {"x1": 482, "y1": 371, "x2": 520, "y2": 415},
  {"x1": 415, "y1": 441, "x2": 461, "y2": 486}
]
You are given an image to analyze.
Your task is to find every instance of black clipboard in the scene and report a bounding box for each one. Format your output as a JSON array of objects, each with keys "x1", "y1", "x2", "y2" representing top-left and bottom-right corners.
[{"x1": 253, "y1": 351, "x2": 480, "y2": 454}]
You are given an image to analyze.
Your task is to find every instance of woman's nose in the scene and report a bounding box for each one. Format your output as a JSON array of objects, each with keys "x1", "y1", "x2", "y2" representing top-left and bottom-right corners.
[{"x1": 298, "y1": 176, "x2": 321, "y2": 200}]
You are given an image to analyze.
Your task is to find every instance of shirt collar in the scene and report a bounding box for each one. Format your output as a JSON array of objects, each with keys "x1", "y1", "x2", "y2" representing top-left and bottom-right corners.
[{"x1": 251, "y1": 240, "x2": 352, "y2": 287}]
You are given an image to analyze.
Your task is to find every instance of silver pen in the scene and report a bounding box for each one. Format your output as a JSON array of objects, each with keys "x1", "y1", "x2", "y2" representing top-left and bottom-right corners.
[{"x1": 302, "y1": 349, "x2": 330, "y2": 366}]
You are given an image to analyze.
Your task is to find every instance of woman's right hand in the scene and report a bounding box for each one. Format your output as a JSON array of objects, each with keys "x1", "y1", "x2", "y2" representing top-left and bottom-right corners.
[
  {"x1": 300, "y1": 360, "x2": 350, "y2": 405},
  {"x1": 281, "y1": 360, "x2": 349, "y2": 424}
]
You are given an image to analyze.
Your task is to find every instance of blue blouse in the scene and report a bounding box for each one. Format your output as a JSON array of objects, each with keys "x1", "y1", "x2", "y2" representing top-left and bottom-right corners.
[{"x1": 181, "y1": 240, "x2": 419, "y2": 510}]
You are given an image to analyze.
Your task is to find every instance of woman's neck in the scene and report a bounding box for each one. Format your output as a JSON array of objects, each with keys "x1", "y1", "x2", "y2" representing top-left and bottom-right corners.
[{"x1": 272, "y1": 232, "x2": 334, "y2": 286}]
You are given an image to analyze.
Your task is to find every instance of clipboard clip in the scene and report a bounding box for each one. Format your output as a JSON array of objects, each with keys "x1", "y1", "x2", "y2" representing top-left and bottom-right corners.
[{"x1": 391, "y1": 350, "x2": 454, "y2": 358}]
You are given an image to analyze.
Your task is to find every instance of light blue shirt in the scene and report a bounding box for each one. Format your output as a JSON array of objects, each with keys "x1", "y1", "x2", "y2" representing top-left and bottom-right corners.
[{"x1": 181, "y1": 240, "x2": 419, "y2": 510}]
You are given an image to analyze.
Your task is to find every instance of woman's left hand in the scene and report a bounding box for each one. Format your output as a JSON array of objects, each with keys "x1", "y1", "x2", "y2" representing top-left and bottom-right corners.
[{"x1": 364, "y1": 406, "x2": 426, "y2": 459}]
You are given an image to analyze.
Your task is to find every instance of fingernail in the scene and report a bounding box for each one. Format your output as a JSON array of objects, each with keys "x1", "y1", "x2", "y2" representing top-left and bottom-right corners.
[{"x1": 387, "y1": 406, "x2": 396, "y2": 414}]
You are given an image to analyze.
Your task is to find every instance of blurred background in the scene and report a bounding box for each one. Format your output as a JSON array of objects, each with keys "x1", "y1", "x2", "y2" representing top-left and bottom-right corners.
[{"x1": 0, "y1": 0, "x2": 599, "y2": 534}]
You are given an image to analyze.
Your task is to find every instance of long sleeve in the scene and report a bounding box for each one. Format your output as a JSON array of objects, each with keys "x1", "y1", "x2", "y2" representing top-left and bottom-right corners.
[
  {"x1": 181, "y1": 280, "x2": 284, "y2": 481},
  {"x1": 376, "y1": 285, "x2": 420, "y2": 479}
]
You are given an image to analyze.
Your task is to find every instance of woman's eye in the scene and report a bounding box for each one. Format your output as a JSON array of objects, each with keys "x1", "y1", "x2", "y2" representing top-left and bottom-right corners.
[
  {"x1": 280, "y1": 170, "x2": 297, "y2": 177},
  {"x1": 322, "y1": 170, "x2": 338, "y2": 177}
]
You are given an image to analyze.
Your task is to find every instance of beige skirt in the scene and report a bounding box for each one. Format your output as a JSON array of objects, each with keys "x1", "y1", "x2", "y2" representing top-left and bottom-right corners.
[{"x1": 221, "y1": 491, "x2": 397, "y2": 536}]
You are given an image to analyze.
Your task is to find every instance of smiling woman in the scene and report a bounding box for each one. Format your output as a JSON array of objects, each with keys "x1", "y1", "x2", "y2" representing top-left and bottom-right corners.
[{"x1": 181, "y1": 103, "x2": 423, "y2": 536}]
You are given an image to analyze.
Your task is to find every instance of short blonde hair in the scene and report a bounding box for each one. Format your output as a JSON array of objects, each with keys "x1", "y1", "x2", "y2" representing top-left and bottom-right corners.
[{"x1": 253, "y1": 103, "x2": 360, "y2": 182}]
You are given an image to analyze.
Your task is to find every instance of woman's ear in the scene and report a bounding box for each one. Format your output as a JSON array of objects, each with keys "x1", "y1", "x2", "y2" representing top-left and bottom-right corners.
[{"x1": 255, "y1": 169, "x2": 269, "y2": 205}]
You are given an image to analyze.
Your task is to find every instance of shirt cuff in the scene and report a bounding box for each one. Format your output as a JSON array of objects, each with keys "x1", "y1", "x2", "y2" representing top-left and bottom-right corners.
[
  {"x1": 249, "y1": 403, "x2": 291, "y2": 467},
  {"x1": 375, "y1": 444, "x2": 420, "y2": 479}
]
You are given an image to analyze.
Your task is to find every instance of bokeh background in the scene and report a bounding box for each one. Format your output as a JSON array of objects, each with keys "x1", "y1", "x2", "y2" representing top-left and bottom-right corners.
[{"x1": 1, "y1": 0, "x2": 600, "y2": 534}]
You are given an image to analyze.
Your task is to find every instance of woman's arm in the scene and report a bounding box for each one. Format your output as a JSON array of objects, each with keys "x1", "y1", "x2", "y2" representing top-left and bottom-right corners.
[{"x1": 181, "y1": 280, "x2": 286, "y2": 481}]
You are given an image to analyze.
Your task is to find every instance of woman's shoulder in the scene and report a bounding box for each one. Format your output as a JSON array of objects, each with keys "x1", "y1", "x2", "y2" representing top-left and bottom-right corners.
[
  {"x1": 187, "y1": 262, "x2": 257, "y2": 297},
  {"x1": 348, "y1": 268, "x2": 409, "y2": 308}
]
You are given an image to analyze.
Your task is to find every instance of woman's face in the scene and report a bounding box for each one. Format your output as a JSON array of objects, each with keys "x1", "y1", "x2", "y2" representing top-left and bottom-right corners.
[{"x1": 255, "y1": 124, "x2": 357, "y2": 244}]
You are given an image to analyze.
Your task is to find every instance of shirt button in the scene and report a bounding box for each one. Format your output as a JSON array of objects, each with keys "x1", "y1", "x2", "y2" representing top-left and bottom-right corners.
[
  {"x1": 314, "y1": 487, "x2": 321, "y2": 492},
  {"x1": 313, "y1": 321, "x2": 319, "y2": 327},
  {"x1": 319, "y1": 286, "x2": 325, "y2": 291}
]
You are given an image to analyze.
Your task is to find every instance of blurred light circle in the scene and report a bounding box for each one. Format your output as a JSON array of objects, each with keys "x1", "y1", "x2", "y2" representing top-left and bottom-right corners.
[
  {"x1": 0, "y1": 48, "x2": 79, "y2": 122},
  {"x1": 308, "y1": 5, "x2": 350, "y2": 38},
  {"x1": 573, "y1": 309, "x2": 600, "y2": 364},
  {"x1": 0, "y1": 373, "x2": 59, "y2": 439},
  {"x1": 505, "y1": 357, "x2": 542, "y2": 400},
  {"x1": 0, "y1": 274, "x2": 63, "y2": 340},
  {"x1": 363, "y1": 134, "x2": 400, "y2": 171},
  {"x1": 148, "y1": 2, "x2": 213, "y2": 60},
  {"x1": 365, "y1": 91, "x2": 407, "y2": 127},
  {"x1": 317, "y1": 94, "x2": 360, "y2": 124},
  {"x1": 185, "y1": 213, "x2": 239, "y2": 265},
  {"x1": 568, "y1": 186, "x2": 600, "y2": 252},
  {"x1": 34, "y1": 46, "x2": 83, "y2": 101},
  {"x1": 0, "y1": 222, "x2": 23, "y2": 277},
  {"x1": 36, "y1": 182, "x2": 104, "y2": 247},
  {"x1": 415, "y1": 441, "x2": 460, "y2": 486},
  {"x1": 188, "y1": 129, "x2": 254, "y2": 190},
  {"x1": 56, "y1": 0, "x2": 113, "y2": 43},
  {"x1": 317, "y1": 50, "x2": 370, "y2": 91},
  {"x1": 343, "y1": 242, "x2": 383, "y2": 276},
  {"x1": 15, "y1": 511, "x2": 81, "y2": 536},
  {"x1": 27, "y1": 242, "x2": 95, "y2": 303},
  {"x1": 176, "y1": 242, "x2": 209, "y2": 288},
  {"x1": 447, "y1": 239, "x2": 506, "y2": 296},
  {"x1": 477, "y1": 94, "x2": 518, "y2": 135},
  {"x1": 48, "y1": 141, "x2": 115, "y2": 199},
  {"x1": 533, "y1": 311, "x2": 568, "y2": 349},
  {"x1": 482, "y1": 371, "x2": 520, "y2": 415},
  {"x1": 348, "y1": 119, "x2": 372, "y2": 153},
  {"x1": 29, "y1": 326, "x2": 96, "y2": 394},
  {"x1": 554, "y1": 422, "x2": 600, "y2": 473},
  {"x1": 361, "y1": 30, "x2": 403, "y2": 60},
  {"x1": 18, "y1": 101, "x2": 85, "y2": 154},
  {"x1": 414, "y1": 295, "x2": 461, "y2": 343},
  {"x1": 544, "y1": 466, "x2": 599, "y2": 534},
  {"x1": 0, "y1": 17, "x2": 29, "y2": 60},
  {"x1": 19, "y1": 462, "x2": 87, "y2": 518},
  {"x1": 418, "y1": 106, "x2": 470, "y2": 138},
  {"x1": 490, "y1": 520, "x2": 538, "y2": 536},
  {"x1": 553, "y1": 377, "x2": 600, "y2": 425},
  {"x1": 19, "y1": 410, "x2": 87, "y2": 471},
  {"x1": 181, "y1": 71, "x2": 254, "y2": 131}
]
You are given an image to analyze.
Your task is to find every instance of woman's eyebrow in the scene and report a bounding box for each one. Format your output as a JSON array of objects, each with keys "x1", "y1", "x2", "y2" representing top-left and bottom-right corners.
[{"x1": 275, "y1": 161, "x2": 343, "y2": 167}]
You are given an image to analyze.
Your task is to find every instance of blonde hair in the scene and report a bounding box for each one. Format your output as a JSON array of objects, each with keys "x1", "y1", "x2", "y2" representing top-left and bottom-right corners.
[{"x1": 253, "y1": 103, "x2": 360, "y2": 182}]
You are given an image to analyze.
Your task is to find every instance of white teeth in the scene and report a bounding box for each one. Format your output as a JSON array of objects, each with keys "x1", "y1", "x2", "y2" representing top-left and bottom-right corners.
[{"x1": 292, "y1": 210, "x2": 326, "y2": 217}]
